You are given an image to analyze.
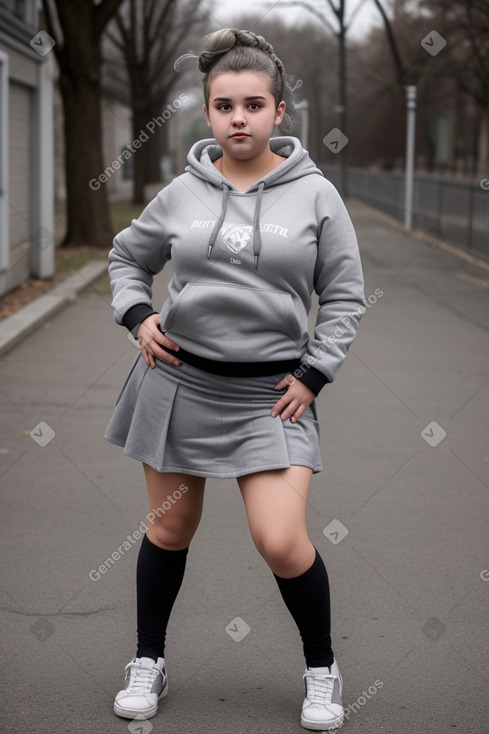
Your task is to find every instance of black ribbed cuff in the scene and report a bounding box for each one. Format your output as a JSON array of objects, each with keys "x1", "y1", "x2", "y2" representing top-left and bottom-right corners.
[
  {"x1": 296, "y1": 367, "x2": 330, "y2": 396},
  {"x1": 122, "y1": 304, "x2": 158, "y2": 333}
]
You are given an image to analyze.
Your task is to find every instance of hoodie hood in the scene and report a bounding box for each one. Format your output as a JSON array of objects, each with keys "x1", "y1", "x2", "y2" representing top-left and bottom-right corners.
[
  {"x1": 186, "y1": 136, "x2": 322, "y2": 191},
  {"x1": 185, "y1": 137, "x2": 323, "y2": 269}
]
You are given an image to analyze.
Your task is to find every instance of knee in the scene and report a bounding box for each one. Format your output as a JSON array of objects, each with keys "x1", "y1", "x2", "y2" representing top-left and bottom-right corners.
[
  {"x1": 147, "y1": 513, "x2": 198, "y2": 550},
  {"x1": 254, "y1": 533, "x2": 313, "y2": 576}
]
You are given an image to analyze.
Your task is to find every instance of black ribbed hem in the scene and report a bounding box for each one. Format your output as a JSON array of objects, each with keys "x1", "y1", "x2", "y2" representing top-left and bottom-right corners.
[
  {"x1": 296, "y1": 367, "x2": 330, "y2": 395},
  {"x1": 122, "y1": 303, "x2": 158, "y2": 332},
  {"x1": 160, "y1": 343, "x2": 302, "y2": 378}
]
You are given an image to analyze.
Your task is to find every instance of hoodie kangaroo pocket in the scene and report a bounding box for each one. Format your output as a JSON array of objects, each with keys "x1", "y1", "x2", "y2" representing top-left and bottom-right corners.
[{"x1": 162, "y1": 282, "x2": 303, "y2": 361}]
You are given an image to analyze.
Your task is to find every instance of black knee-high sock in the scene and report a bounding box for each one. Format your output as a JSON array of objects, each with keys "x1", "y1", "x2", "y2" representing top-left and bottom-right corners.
[
  {"x1": 136, "y1": 534, "x2": 188, "y2": 661},
  {"x1": 273, "y1": 548, "x2": 334, "y2": 668}
]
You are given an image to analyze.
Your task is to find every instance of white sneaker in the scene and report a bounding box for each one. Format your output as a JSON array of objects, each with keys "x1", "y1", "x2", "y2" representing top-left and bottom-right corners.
[
  {"x1": 114, "y1": 656, "x2": 168, "y2": 720},
  {"x1": 301, "y1": 659, "x2": 344, "y2": 731}
]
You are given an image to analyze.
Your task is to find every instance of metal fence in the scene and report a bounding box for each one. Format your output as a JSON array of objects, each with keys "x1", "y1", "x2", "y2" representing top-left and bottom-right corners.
[{"x1": 322, "y1": 167, "x2": 489, "y2": 261}]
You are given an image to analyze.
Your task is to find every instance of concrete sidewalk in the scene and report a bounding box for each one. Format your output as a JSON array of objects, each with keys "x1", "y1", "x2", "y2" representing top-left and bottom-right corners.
[{"x1": 0, "y1": 200, "x2": 488, "y2": 733}]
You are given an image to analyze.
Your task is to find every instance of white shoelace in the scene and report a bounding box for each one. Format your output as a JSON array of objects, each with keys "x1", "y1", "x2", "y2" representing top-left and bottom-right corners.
[
  {"x1": 305, "y1": 672, "x2": 334, "y2": 704},
  {"x1": 125, "y1": 662, "x2": 159, "y2": 694}
]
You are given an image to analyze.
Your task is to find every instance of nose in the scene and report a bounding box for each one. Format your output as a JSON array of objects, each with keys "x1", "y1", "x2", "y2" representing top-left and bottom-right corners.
[{"x1": 231, "y1": 106, "x2": 247, "y2": 127}]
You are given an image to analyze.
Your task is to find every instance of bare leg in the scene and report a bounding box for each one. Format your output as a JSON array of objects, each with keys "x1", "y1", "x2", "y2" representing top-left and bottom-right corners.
[
  {"x1": 237, "y1": 465, "x2": 315, "y2": 577},
  {"x1": 143, "y1": 464, "x2": 206, "y2": 549},
  {"x1": 136, "y1": 465, "x2": 206, "y2": 659},
  {"x1": 238, "y1": 465, "x2": 334, "y2": 668}
]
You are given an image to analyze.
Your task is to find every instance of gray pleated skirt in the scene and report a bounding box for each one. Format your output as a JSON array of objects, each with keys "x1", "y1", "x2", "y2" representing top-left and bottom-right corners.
[{"x1": 104, "y1": 353, "x2": 322, "y2": 478}]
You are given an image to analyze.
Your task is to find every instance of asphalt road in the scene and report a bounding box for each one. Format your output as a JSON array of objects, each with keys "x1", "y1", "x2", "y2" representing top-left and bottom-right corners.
[{"x1": 1, "y1": 200, "x2": 488, "y2": 733}]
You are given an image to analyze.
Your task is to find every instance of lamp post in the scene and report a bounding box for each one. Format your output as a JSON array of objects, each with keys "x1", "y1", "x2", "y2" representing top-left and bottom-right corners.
[
  {"x1": 404, "y1": 85, "x2": 417, "y2": 230},
  {"x1": 295, "y1": 99, "x2": 309, "y2": 150}
]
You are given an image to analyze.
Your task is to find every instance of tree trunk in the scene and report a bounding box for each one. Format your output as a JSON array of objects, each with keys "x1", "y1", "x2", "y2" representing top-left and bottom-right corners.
[
  {"x1": 43, "y1": 0, "x2": 125, "y2": 248},
  {"x1": 478, "y1": 106, "x2": 489, "y2": 173},
  {"x1": 132, "y1": 106, "x2": 149, "y2": 205},
  {"x1": 145, "y1": 98, "x2": 165, "y2": 183},
  {"x1": 59, "y1": 71, "x2": 114, "y2": 248}
]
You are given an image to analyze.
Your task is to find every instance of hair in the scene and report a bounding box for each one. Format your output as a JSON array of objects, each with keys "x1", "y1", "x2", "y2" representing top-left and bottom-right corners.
[{"x1": 198, "y1": 28, "x2": 293, "y2": 132}]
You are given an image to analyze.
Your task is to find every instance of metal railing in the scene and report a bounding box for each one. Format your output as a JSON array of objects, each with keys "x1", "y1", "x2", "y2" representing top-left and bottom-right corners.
[{"x1": 322, "y1": 167, "x2": 489, "y2": 261}]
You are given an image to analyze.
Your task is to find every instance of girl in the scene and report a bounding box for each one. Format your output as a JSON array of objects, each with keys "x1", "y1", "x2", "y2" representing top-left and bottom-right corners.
[{"x1": 105, "y1": 28, "x2": 365, "y2": 731}]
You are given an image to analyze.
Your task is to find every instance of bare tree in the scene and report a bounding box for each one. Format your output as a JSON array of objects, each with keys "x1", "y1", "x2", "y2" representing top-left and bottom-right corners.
[
  {"x1": 105, "y1": 0, "x2": 206, "y2": 204},
  {"x1": 266, "y1": 1, "x2": 371, "y2": 195},
  {"x1": 421, "y1": 0, "x2": 489, "y2": 172},
  {"x1": 42, "y1": 0, "x2": 125, "y2": 247}
]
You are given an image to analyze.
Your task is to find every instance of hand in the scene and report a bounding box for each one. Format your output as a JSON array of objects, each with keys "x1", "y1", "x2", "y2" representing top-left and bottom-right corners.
[
  {"x1": 136, "y1": 314, "x2": 181, "y2": 369},
  {"x1": 271, "y1": 374, "x2": 315, "y2": 423}
]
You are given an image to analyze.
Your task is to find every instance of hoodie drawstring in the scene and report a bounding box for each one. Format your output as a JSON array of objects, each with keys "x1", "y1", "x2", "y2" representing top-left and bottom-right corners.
[
  {"x1": 206, "y1": 181, "x2": 266, "y2": 270},
  {"x1": 252, "y1": 182, "x2": 265, "y2": 270},
  {"x1": 207, "y1": 184, "x2": 230, "y2": 260}
]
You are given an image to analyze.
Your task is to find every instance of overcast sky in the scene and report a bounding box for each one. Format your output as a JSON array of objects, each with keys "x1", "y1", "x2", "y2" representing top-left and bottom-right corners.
[{"x1": 197, "y1": 0, "x2": 383, "y2": 40}]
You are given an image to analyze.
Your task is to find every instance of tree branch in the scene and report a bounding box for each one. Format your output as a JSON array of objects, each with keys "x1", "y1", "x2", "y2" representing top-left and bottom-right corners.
[
  {"x1": 344, "y1": 0, "x2": 368, "y2": 34},
  {"x1": 272, "y1": 1, "x2": 336, "y2": 35},
  {"x1": 325, "y1": 0, "x2": 340, "y2": 22},
  {"x1": 147, "y1": 0, "x2": 177, "y2": 51},
  {"x1": 95, "y1": 0, "x2": 126, "y2": 37},
  {"x1": 114, "y1": 6, "x2": 136, "y2": 65},
  {"x1": 370, "y1": 0, "x2": 408, "y2": 87},
  {"x1": 104, "y1": 27, "x2": 124, "y2": 52},
  {"x1": 144, "y1": 0, "x2": 160, "y2": 41},
  {"x1": 41, "y1": 0, "x2": 68, "y2": 68}
]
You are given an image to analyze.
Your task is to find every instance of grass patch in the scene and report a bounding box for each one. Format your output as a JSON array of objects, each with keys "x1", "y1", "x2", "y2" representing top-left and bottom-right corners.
[
  {"x1": 52, "y1": 202, "x2": 145, "y2": 276},
  {"x1": 55, "y1": 249, "x2": 106, "y2": 276},
  {"x1": 111, "y1": 202, "x2": 145, "y2": 233}
]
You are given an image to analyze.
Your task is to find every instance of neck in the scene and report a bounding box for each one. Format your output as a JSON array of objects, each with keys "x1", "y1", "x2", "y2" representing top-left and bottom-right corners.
[{"x1": 218, "y1": 146, "x2": 279, "y2": 183}]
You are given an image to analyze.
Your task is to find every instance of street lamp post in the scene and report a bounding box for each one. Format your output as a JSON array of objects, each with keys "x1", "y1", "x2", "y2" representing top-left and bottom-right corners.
[
  {"x1": 295, "y1": 99, "x2": 309, "y2": 150},
  {"x1": 404, "y1": 85, "x2": 417, "y2": 230}
]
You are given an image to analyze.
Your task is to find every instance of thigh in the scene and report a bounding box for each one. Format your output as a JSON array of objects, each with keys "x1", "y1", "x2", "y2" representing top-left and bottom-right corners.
[
  {"x1": 237, "y1": 465, "x2": 315, "y2": 576},
  {"x1": 143, "y1": 463, "x2": 206, "y2": 550}
]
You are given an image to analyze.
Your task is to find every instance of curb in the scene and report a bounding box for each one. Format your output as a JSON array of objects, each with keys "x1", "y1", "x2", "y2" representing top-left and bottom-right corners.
[{"x1": 0, "y1": 260, "x2": 108, "y2": 358}]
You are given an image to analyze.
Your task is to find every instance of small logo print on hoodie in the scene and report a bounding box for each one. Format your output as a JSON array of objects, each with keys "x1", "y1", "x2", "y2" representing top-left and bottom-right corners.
[{"x1": 222, "y1": 224, "x2": 253, "y2": 254}]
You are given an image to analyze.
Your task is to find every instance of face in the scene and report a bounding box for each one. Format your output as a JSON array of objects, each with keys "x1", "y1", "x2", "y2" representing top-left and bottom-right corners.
[{"x1": 203, "y1": 70, "x2": 286, "y2": 161}]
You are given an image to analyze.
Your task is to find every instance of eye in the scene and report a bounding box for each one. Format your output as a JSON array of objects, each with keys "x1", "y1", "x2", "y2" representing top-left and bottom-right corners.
[
  {"x1": 248, "y1": 103, "x2": 261, "y2": 111},
  {"x1": 218, "y1": 103, "x2": 231, "y2": 111}
]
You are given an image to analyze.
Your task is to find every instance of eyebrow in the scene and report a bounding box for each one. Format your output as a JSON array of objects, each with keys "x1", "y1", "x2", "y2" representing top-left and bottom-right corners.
[{"x1": 212, "y1": 96, "x2": 267, "y2": 102}]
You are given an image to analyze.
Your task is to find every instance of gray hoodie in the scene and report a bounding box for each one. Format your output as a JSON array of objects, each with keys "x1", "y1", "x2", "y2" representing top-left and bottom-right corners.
[{"x1": 108, "y1": 136, "x2": 365, "y2": 392}]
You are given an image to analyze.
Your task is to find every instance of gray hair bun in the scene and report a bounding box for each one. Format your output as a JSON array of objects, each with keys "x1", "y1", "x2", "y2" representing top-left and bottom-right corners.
[{"x1": 198, "y1": 28, "x2": 286, "y2": 83}]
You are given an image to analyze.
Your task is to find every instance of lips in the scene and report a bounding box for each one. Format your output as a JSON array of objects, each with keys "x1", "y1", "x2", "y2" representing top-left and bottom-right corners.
[{"x1": 230, "y1": 133, "x2": 250, "y2": 139}]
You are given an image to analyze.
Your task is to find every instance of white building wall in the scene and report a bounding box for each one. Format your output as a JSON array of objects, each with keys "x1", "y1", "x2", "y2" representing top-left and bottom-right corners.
[
  {"x1": 8, "y1": 83, "x2": 31, "y2": 280},
  {"x1": 0, "y1": 1, "x2": 54, "y2": 297}
]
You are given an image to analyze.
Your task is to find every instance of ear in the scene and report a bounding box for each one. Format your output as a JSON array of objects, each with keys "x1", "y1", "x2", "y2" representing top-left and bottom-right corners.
[
  {"x1": 203, "y1": 104, "x2": 212, "y2": 128},
  {"x1": 275, "y1": 100, "x2": 286, "y2": 126}
]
